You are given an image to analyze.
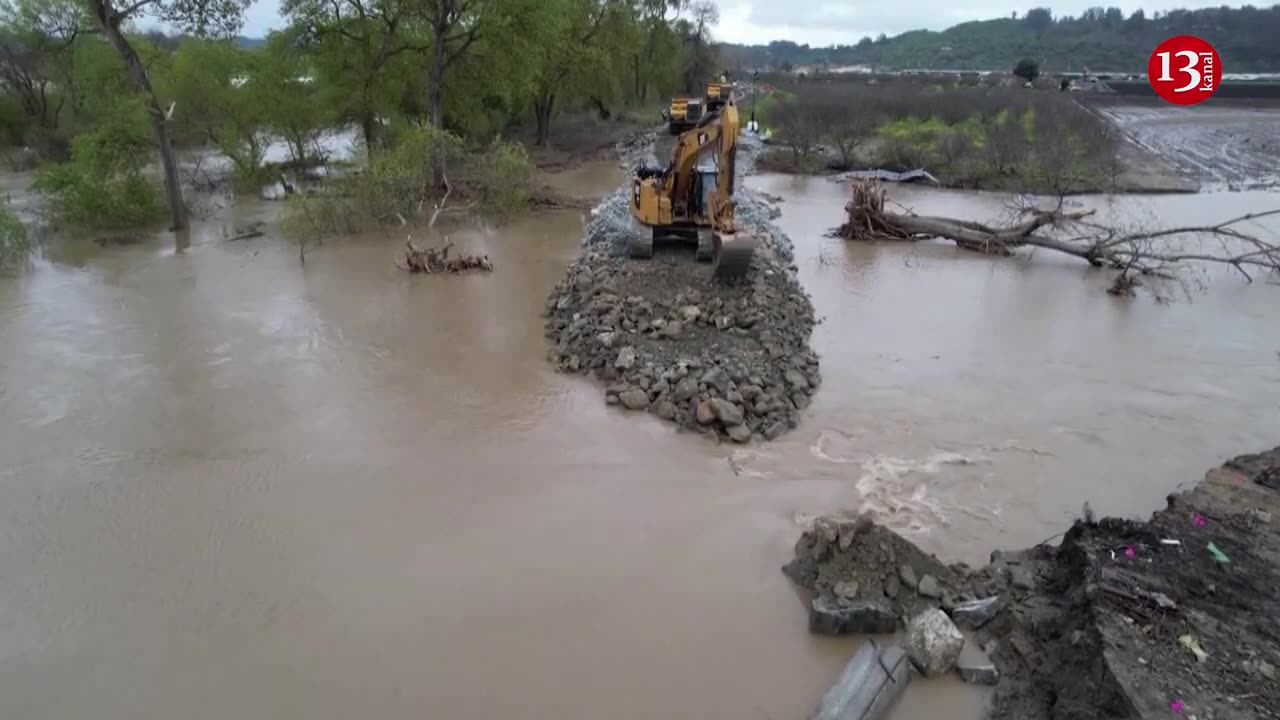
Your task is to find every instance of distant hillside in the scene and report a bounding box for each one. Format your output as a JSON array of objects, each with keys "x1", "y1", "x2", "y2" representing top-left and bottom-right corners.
[{"x1": 719, "y1": 5, "x2": 1280, "y2": 73}]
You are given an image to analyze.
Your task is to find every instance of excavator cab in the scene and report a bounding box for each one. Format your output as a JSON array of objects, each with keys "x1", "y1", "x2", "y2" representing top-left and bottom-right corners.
[{"x1": 691, "y1": 167, "x2": 717, "y2": 218}]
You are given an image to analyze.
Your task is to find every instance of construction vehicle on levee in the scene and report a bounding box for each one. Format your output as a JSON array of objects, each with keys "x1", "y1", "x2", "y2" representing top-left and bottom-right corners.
[
  {"x1": 665, "y1": 95, "x2": 705, "y2": 134},
  {"x1": 705, "y1": 79, "x2": 737, "y2": 111},
  {"x1": 628, "y1": 94, "x2": 756, "y2": 281}
]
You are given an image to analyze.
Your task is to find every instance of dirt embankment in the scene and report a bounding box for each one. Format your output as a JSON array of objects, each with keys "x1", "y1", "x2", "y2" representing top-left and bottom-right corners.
[
  {"x1": 788, "y1": 446, "x2": 1280, "y2": 719},
  {"x1": 542, "y1": 131, "x2": 820, "y2": 443}
]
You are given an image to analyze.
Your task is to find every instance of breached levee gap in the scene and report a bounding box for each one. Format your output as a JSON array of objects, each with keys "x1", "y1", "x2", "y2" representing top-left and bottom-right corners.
[
  {"x1": 542, "y1": 129, "x2": 820, "y2": 443},
  {"x1": 787, "y1": 445, "x2": 1280, "y2": 720}
]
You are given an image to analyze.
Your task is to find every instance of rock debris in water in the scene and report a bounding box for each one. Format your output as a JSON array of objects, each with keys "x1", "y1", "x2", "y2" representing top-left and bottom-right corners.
[{"x1": 543, "y1": 130, "x2": 819, "y2": 443}]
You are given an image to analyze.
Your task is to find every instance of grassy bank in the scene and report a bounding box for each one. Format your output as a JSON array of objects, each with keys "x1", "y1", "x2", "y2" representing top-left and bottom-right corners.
[{"x1": 759, "y1": 75, "x2": 1121, "y2": 194}]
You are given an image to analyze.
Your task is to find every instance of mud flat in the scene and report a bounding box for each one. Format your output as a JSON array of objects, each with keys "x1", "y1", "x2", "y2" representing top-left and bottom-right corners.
[
  {"x1": 1089, "y1": 98, "x2": 1280, "y2": 191},
  {"x1": 543, "y1": 132, "x2": 820, "y2": 443},
  {"x1": 789, "y1": 445, "x2": 1280, "y2": 719}
]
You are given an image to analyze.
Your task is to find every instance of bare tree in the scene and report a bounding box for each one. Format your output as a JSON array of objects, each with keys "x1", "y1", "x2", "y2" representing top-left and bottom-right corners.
[
  {"x1": 772, "y1": 98, "x2": 821, "y2": 167},
  {"x1": 817, "y1": 97, "x2": 871, "y2": 170},
  {"x1": 983, "y1": 117, "x2": 1023, "y2": 178},
  {"x1": 835, "y1": 181, "x2": 1280, "y2": 295},
  {"x1": 83, "y1": 0, "x2": 251, "y2": 232}
]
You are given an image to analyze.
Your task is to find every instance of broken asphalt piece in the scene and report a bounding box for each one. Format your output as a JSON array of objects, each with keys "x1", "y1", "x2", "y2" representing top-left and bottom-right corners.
[
  {"x1": 809, "y1": 598, "x2": 898, "y2": 635},
  {"x1": 948, "y1": 596, "x2": 1002, "y2": 630}
]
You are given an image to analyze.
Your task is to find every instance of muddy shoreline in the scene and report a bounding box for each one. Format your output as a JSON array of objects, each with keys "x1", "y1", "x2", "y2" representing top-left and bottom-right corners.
[{"x1": 789, "y1": 446, "x2": 1280, "y2": 719}]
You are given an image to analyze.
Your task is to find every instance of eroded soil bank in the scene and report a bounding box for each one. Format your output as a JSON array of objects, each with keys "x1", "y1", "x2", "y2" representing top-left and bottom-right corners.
[{"x1": 788, "y1": 446, "x2": 1280, "y2": 719}]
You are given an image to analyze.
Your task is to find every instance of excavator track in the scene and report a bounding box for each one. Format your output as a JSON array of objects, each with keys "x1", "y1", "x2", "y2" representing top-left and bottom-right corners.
[
  {"x1": 695, "y1": 228, "x2": 715, "y2": 262},
  {"x1": 628, "y1": 228, "x2": 654, "y2": 259},
  {"x1": 712, "y1": 231, "x2": 756, "y2": 281}
]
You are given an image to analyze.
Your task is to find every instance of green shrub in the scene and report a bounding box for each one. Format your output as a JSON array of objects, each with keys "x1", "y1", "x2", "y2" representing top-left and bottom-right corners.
[
  {"x1": 33, "y1": 102, "x2": 164, "y2": 231},
  {"x1": 0, "y1": 202, "x2": 30, "y2": 270},
  {"x1": 286, "y1": 125, "x2": 531, "y2": 239}
]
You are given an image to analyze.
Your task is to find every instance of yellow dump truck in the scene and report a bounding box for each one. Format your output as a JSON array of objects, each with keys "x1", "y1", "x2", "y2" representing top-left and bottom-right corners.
[
  {"x1": 666, "y1": 96, "x2": 704, "y2": 135},
  {"x1": 705, "y1": 81, "x2": 736, "y2": 110}
]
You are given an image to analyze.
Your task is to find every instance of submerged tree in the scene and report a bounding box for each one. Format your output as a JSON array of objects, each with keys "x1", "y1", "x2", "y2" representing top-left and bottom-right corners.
[{"x1": 83, "y1": 0, "x2": 252, "y2": 231}]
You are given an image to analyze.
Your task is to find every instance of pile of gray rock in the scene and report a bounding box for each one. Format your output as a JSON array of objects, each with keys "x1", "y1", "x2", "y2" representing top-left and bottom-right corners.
[
  {"x1": 543, "y1": 134, "x2": 819, "y2": 443},
  {"x1": 783, "y1": 515, "x2": 983, "y2": 632},
  {"x1": 786, "y1": 515, "x2": 1005, "y2": 687}
]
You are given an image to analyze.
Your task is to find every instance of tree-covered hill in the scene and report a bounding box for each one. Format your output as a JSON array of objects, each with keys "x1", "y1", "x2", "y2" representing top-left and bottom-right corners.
[{"x1": 719, "y1": 5, "x2": 1280, "y2": 73}]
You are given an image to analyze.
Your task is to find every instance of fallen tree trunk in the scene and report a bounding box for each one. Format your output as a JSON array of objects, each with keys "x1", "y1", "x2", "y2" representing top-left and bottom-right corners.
[
  {"x1": 398, "y1": 239, "x2": 493, "y2": 274},
  {"x1": 834, "y1": 181, "x2": 1280, "y2": 294}
]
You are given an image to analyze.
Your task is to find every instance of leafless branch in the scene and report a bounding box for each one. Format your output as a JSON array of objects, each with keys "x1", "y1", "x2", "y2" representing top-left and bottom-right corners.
[{"x1": 832, "y1": 181, "x2": 1280, "y2": 296}]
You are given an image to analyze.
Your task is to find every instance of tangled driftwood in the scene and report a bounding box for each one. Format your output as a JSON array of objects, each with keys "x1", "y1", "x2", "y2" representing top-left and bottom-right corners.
[
  {"x1": 834, "y1": 180, "x2": 1280, "y2": 292},
  {"x1": 399, "y1": 239, "x2": 493, "y2": 274}
]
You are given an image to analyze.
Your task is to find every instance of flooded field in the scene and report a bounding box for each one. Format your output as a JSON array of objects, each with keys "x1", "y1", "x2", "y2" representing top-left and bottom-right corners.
[
  {"x1": 1, "y1": 161, "x2": 1278, "y2": 719},
  {"x1": 1094, "y1": 100, "x2": 1280, "y2": 190}
]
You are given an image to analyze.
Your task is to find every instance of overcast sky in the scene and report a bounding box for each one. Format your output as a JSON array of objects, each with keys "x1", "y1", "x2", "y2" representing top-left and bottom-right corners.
[{"x1": 240, "y1": 0, "x2": 1251, "y2": 45}]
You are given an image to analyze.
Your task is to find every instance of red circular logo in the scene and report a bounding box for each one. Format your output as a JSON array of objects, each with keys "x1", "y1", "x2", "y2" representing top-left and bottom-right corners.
[{"x1": 1148, "y1": 35, "x2": 1221, "y2": 105}]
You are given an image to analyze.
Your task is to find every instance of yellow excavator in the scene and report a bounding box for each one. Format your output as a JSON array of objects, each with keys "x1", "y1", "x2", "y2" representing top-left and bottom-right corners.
[{"x1": 628, "y1": 95, "x2": 756, "y2": 280}]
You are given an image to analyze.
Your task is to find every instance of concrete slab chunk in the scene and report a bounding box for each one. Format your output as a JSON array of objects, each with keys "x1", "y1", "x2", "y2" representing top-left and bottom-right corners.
[{"x1": 810, "y1": 642, "x2": 912, "y2": 720}]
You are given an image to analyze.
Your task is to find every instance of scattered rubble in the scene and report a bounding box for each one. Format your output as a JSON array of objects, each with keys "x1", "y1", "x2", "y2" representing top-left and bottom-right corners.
[
  {"x1": 786, "y1": 445, "x2": 1280, "y2": 720},
  {"x1": 956, "y1": 641, "x2": 1000, "y2": 685},
  {"x1": 543, "y1": 131, "x2": 819, "y2": 442},
  {"x1": 782, "y1": 514, "x2": 969, "y2": 628},
  {"x1": 949, "y1": 595, "x2": 1002, "y2": 630}
]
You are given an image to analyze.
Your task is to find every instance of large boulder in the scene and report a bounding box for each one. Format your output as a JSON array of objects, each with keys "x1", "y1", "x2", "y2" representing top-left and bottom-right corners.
[
  {"x1": 618, "y1": 388, "x2": 649, "y2": 410},
  {"x1": 709, "y1": 398, "x2": 745, "y2": 426},
  {"x1": 614, "y1": 346, "x2": 637, "y2": 369},
  {"x1": 904, "y1": 608, "x2": 965, "y2": 676}
]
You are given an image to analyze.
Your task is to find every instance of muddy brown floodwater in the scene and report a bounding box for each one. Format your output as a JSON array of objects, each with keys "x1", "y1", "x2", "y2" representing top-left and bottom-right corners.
[{"x1": 2, "y1": 161, "x2": 1279, "y2": 720}]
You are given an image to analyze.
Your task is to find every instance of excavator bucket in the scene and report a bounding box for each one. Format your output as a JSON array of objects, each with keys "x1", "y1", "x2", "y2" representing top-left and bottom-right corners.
[{"x1": 711, "y1": 229, "x2": 756, "y2": 281}]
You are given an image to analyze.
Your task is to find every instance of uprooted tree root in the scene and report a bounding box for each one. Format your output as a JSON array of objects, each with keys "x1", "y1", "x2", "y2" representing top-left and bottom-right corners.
[
  {"x1": 398, "y1": 239, "x2": 493, "y2": 274},
  {"x1": 834, "y1": 180, "x2": 1280, "y2": 290}
]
